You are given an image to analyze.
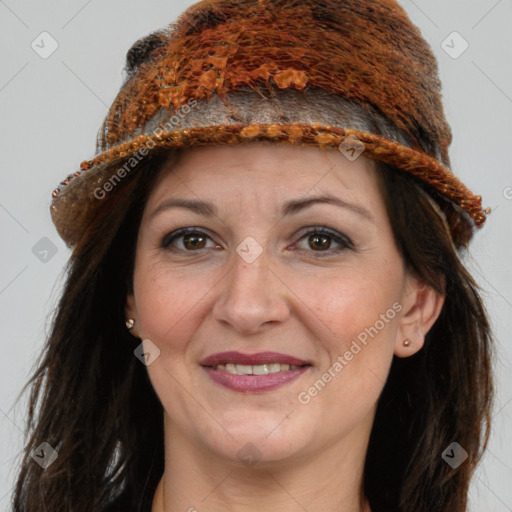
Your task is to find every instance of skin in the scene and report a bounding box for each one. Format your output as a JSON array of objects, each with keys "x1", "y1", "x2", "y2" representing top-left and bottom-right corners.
[{"x1": 125, "y1": 142, "x2": 444, "y2": 512}]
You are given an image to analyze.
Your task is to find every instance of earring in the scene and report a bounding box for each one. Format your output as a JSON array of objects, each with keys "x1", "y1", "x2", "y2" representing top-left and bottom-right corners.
[
  {"x1": 126, "y1": 318, "x2": 135, "y2": 330},
  {"x1": 403, "y1": 339, "x2": 411, "y2": 347}
]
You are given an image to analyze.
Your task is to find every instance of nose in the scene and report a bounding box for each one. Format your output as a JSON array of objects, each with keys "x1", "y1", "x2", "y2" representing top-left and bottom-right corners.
[{"x1": 212, "y1": 246, "x2": 291, "y2": 336}]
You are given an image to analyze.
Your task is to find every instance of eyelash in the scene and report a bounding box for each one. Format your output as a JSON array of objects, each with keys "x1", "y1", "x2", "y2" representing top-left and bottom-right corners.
[{"x1": 161, "y1": 226, "x2": 354, "y2": 258}]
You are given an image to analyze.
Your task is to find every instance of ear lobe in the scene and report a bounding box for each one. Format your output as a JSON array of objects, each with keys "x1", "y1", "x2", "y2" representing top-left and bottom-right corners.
[{"x1": 394, "y1": 278, "x2": 445, "y2": 358}]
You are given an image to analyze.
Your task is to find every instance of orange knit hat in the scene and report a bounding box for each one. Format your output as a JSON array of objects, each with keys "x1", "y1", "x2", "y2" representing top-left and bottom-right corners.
[{"x1": 50, "y1": 0, "x2": 490, "y2": 249}]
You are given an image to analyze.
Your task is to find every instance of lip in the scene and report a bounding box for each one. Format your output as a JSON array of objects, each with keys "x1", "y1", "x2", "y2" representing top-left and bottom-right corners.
[
  {"x1": 202, "y1": 366, "x2": 310, "y2": 393},
  {"x1": 200, "y1": 351, "x2": 312, "y2": 393},
  {"x1": 199, "y1": 351, "x2": 311, "y2": 367}
]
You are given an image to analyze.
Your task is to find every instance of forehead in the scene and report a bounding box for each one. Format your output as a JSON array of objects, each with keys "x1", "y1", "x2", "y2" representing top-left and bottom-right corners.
[{"x1": 146, "y1": 143, "x2": 384, "y2": 210}]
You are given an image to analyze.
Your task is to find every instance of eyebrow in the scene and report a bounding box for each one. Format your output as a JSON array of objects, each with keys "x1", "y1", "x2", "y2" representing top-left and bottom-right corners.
[{"x1": 148, "y1": 195, "x2": 375, "y2": 223}]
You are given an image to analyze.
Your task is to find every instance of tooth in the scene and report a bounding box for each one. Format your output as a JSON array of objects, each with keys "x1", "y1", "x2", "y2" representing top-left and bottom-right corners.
[
  {"x1": 225, "y1": 363, "x2": 237, "y2": 374},
  {"x1": 252, "y1": 364, "x2": 270, "y2": 375},
  {"x1": 268, "y1": 363, "x2": 281, "y2": 373},
  {"x1": 236, "y1": 364, "x2": 252, "y2": 375},
  {"x1": 217, "y1": 363, "x2": 302, "y2": 373}
]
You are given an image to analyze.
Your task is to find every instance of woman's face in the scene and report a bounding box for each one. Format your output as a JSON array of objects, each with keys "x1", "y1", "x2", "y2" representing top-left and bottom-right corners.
[{"x1": 126, "y1": 142, "x2": 438, "y2": 466}]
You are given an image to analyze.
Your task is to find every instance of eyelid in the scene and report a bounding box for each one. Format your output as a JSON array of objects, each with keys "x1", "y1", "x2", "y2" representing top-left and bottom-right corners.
[
  {"x1": 160, "y1": 227, "x2": 218, "y2": 249},
  {"x1": 294, "y1": 226, "x2": 354, "y2": 253},
  {"x1": 161, "y1": 226, "x2": 354, "y2": 255}
]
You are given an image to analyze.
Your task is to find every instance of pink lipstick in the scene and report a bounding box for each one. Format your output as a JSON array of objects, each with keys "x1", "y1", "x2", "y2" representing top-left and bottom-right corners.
[{"x1": 200, "y1": 351, "x2": 312, "y2": 393}]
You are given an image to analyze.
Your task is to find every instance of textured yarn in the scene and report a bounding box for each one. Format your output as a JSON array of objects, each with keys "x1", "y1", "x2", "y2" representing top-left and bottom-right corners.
[{"x1": 50, "y1": 0, "x2": 490, "y2": 249}]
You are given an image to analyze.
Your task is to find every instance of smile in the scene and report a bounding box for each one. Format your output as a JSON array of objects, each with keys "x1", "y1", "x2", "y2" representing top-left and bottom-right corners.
[
  {"x1": 200, "y1": 352, "x2": 312, "y2": 393},
  {"x1": 214, "y1": 363, "x2": 302, "y2": 375}
]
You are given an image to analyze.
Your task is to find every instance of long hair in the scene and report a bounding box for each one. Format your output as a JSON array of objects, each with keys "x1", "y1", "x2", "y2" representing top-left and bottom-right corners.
[
  {"x1": 364, "y1": 165, "x2": 494, "y2": 511},
  {"x1": 12, "y1": 150, "x2": 171, "y2": 512},
  {"x1": 12, "y1": 44, "x2": 493, "y2": 512}
]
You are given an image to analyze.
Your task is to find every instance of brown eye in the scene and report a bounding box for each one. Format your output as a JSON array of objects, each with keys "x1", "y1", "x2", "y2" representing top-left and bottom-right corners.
[
  {"x1": 308, "y1": 233, "x2": 332, "y2": 251},
  {"x1": 161, "y1": 228, "x2": 216, "y2": 252},
  {"x1": 182, "y1": 232, "x2": 207, "y2": 250},
  {"x1": 296, "y1": 227, "x2": 354, "y2": 257}
]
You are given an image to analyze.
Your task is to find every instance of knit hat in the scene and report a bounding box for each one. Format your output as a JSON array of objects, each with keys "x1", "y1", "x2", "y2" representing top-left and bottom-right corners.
[{"x1": 50, "y1": 0, "x2": 490, "y2": 250}]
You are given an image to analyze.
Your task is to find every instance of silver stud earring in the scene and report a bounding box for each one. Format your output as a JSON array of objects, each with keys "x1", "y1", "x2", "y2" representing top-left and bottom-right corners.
[
  {"x1": 126, "y1": 318, "x2": 135, "y2": 330},
  {"x1": 403, "y1": 339, "x2": 411, "y2": 347}
]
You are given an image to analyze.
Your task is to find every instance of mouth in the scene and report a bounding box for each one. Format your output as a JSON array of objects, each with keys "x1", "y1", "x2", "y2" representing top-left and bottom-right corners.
[
  {"x1": 199, "y1": 351, "x2": 312, "y2": 393},
  {"x1": 212, "y1": 362, "x2": 304, "y2": 375}
]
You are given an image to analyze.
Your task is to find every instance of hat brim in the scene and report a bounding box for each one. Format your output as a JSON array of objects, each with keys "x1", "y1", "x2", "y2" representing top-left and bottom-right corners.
[{"x1": 50, "y1": 122, "x2": 486, "y2": 249}]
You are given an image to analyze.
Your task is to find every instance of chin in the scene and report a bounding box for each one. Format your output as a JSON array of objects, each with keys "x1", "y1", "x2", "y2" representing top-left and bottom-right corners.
[{"x1": 205, "y1": 409, "x2": 317, "y2": 465}]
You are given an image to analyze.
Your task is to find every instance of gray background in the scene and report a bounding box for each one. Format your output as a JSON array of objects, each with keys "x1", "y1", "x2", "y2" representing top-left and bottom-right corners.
[{"x1": 1, "y1": 0, "x2": 511, "y2": 510}]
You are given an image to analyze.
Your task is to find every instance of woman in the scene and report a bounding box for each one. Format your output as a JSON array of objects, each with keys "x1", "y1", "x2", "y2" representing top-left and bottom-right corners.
[{"x1": 12, "y1": 0, "x2": 494, "y2": 511}]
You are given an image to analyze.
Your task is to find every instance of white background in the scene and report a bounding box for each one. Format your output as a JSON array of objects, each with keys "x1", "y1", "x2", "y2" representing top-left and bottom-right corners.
[{"x1": 1, "y1": 0, "x2": 511, "y2": 510}]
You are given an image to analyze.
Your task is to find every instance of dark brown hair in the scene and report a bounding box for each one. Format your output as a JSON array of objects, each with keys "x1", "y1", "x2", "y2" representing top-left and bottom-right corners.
[
  {"x1": 365, "y1": 164, "x2": 494, "y2": 510},
  {"x1": 12, "y1": 150, "x2": 170, "y2": 512}
]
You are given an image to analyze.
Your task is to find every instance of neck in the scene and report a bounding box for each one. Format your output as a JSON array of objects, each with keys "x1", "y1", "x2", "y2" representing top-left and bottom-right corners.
[{"x1": 152, "y1": 415, "x2": 372, "y2": 512}]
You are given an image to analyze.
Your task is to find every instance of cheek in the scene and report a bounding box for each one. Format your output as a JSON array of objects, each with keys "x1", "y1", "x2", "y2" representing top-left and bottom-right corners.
[
  {"x1": 299, "y1": 265, "x2": 402, "y2": 349},
  {"x1": 133, "y1": 259, "x2": 217, "y2": 353},
  {"x1": 293, "y1": 262, "x2": 402, "y2": 407}
]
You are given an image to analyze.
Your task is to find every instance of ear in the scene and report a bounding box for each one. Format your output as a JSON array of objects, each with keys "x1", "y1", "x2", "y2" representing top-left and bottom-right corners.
[
  {"x1": 394, "y1": 275, "x2": 445, "y2": 358},
  {"x1": 125, "y1": 293, "x2": 140, "y2": 338}
]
